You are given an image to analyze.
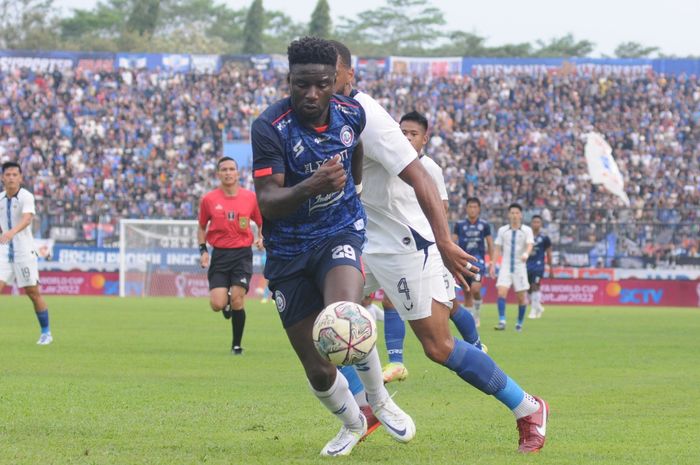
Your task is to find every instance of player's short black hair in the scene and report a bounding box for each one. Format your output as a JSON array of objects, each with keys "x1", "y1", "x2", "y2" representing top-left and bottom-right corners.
[
  {"x1": 399, "y1": 111, "x2": 429, "y2": 132},
  {"x1": 2, "y1": 161, "x2": 21, "y2": 173},
  {"x1": 288, "y1": 36, "x2": 337, "y2": 68},
  {"x1": 532, "y1": 214, "x2": 543, "y2": 221},
  {"x1": 217, "y1": 157, "x2": 237, "y2": 169},
  {"x1": 508, "y1": 202, "x2": 523, "y2": 212},
  {"x1": 466, "y1": 197, "x2": 481, "y2": 207},
  {"x1": 328, "y1": 40, "x2": 352, "y2": 68}
]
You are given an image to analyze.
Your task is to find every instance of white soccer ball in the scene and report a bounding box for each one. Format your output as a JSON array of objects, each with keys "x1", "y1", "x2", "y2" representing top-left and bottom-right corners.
[{"x1": 312, "y1": 301, "x2": 377, "y2": 366}]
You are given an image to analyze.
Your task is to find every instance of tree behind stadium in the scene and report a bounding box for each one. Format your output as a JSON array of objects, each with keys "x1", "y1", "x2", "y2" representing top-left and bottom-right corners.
[
  {"x1": 243, "y1": 0, "x2": 264, "y2": 54},
  {"x1": 308, "y1": 0, "x2": 332, "y2": 38}
]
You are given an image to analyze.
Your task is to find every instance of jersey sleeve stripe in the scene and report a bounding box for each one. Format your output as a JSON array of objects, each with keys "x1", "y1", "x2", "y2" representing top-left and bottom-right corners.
[
  {"x1": 330, "y1": 98, "x2": 360, "y2": 108},
  {"x1": 254, "y1": 167, "x2": 273, "y2": 178},
  {"x1": 271, "y1": 109, "x2": 292, "y2": 125}
]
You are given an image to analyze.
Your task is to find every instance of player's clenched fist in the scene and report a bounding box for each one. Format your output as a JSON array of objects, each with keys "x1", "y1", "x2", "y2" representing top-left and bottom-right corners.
[{"x1": 308, "y1": 155, "x2": 347, "y2": 194}]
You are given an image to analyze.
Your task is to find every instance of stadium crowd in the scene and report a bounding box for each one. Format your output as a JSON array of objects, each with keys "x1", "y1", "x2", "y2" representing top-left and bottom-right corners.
[{"x1": 1, "y1": 63, "x2": 698, "y2": 264}]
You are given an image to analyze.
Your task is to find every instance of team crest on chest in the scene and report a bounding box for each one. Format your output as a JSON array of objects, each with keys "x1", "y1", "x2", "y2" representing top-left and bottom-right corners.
[{"x1": 340, "y1": 125, "x2": 354, "y2": 147}]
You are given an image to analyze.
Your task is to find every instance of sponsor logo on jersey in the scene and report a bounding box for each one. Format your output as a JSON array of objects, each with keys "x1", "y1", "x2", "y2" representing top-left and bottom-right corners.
[
  {"x1": 314, "y1": 134, "x2": 331, "y2": 144},
  {"x1": 215, "y1": 204, "x2": 223, "y2": 210},
  {"x1": 293, "y1": 139, "x2": 305, "y2": 158},
  {"x1": 275, "y1": 117, "x2": 291, "y2": 131},
  {"x1": 309, "y1": 191, "x2": 344, "y2": 214}
]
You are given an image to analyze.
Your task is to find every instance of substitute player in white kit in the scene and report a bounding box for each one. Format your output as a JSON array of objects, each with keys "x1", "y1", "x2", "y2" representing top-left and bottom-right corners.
[
  {"x1": 493, "y1": 203, "x2": 534, "y2": 332},
  {"x1": 0, "y1": 161, "x2": 52, "y2": 345},
  {"x1": 332, "y1": 40, "x2": 549, "y2": 454}
]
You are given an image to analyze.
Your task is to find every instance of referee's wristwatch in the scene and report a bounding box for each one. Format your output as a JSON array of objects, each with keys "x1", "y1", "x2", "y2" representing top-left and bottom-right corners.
[{"x1": 199, "y1": 243, "x2": 208, "y2": 255}]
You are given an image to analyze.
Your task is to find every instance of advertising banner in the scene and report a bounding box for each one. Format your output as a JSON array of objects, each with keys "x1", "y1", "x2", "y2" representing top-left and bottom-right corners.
[
  {"x1": 122, "y1": 271, "x2": 266, "y2": 298},
  {"x1": 452, "y1": 278, "x2": 700, "y2": 307},
  {"x1": 390, "y1": 56, "x2": 462, "y2": 77},
  {"x1": 1, "y1": 272, "x2": 119, "y2": 296},
  {"x1": 0, "y1": 50, "x2": 75, "y2": 71},
  {"x1": 191, "y1": 54, "x2": 221, "y2": 73}
]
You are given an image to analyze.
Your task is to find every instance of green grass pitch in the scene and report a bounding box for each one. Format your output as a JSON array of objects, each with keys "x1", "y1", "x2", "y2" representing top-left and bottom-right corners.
[{"x1": 1, "y1": 296, "x2": 699, "y2": 465}]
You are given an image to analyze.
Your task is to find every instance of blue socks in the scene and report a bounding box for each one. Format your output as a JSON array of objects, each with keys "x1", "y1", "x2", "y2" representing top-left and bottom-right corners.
[
  {"x1": 338, "y1": 365, "x2": 363, "y2": 396},
  {"x1": 494, "y1": 376, "x2": 526, "y2": 409},
  {"x1": 450, "y1": 305, "x2": 482, "y2": 349},
  {"x1": 384, "y1": 306, "x2": 405, "y2": 364},
  {"x1": 443, "y1": 337, "x2": 530, "y2": 413},
  {"x1": 497, "y1": 297, "x2": 506, "y2": 322},
  {"x1": 36, "y1": 310, "x2": 50, "y2": 334},
  {"x1": 443, "y1": 337, "x2": 506, "y2": 394},
  {"x1": 517, "y1": 305, "x2": 526, "y2": 326}
]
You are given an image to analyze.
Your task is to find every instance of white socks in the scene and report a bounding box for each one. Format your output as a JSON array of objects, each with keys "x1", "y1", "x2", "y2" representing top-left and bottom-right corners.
[
  {"x1": 512, "y1": 393, "x2": 540, "y2": 419},
  {"x1": 310, "y1": 370, "x2": 363, "y2": 429},
  {"x1": 531, "y1": 291, "x2": 542, "y2": 310},
  {"x1": 473, "y1": 299, "x2": 482, "y2": 316},
  {"x1": 353, "y1": 348, "x2": 390, "y2": 407}
]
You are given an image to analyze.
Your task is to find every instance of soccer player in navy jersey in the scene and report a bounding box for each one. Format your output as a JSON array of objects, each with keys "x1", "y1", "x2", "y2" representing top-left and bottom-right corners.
[
  {"x1": 331, "y1": 40, "x2": 549, "y2": 454},
  {"x1": 453, "y1": 197, "x2": 496, "y2": 327},
  {"x1": 251, "y1": 37, "x2": 413, "y2": 457},
  {"x1": 527, "y1": 215, "x2": 552, "y2": 319}
]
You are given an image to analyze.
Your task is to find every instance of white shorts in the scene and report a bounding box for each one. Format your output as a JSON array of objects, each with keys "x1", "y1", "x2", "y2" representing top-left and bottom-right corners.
[
  {"x1": 0, "y1": 257, "x2": 40, "y2": 288},
  {"x1": 363, "y1": 244, "x2": 453, "y2": 321},
  {"x1": 496, "y1": 265, "x2": 529, "y2": 292}
]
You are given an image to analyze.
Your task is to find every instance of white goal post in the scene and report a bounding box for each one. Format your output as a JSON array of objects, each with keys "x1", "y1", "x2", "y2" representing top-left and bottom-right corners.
[{"x1": 118, "y1": 219, "x2": 208, "y2": 297}]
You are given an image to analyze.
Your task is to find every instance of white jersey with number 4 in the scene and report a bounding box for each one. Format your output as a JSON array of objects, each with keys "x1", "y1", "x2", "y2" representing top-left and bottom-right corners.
[
  {"x1": 420, "y1": 155, "x2": 448, "y2": 201},
  {"x1": 0, "y1": 188, "x2": 37, "y2": 262},
  {"x1": 353, "y1": 90, "x2": 435, "y2": 255},
  {"x1": 352, "y1": 91, "x2": 452, "y2": 319}
]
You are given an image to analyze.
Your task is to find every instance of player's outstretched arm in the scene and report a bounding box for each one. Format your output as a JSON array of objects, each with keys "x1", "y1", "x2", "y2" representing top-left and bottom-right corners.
[
  {"x1": 397, "y1": 159, "x2": 476, "y2": 289},
  {"x1": 255, "y1": 155, "x2": 346, "y2": 220},
  {"x1": 0, "y1": 212, "x2": 32, "y2": 244}
]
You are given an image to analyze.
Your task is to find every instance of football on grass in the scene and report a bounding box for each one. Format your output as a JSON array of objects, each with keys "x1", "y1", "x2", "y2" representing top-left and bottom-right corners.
[{"x1": 312, "y1": 301, "x2": 377, "y2": 366}]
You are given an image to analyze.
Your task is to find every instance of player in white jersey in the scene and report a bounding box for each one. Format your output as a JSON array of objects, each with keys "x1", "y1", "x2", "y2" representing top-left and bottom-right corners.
[
  {"x1": 493, "y1": 203, "x2": 534, "y2": 332},
  {"x1": 0, "y1": 161, "x2": 52, "y2": 345},
  {"x1": 379, "y1": 111, "x2": 488, "y2": 384},
  {"x1": 332, "y1": 41, "x2": 548, "y2": 454}
]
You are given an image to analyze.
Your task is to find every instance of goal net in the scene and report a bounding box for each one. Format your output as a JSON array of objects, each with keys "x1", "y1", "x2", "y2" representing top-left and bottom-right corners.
[{"x1": 118, "y1": 219, "x2": 209, "y2": 297}]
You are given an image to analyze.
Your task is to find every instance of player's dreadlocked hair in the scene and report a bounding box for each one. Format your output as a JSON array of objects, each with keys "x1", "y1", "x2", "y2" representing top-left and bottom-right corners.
[
  {"x1": 288, "y1": 36, "x2": 337, "y2": 67},
  {"x1": 327, "y1": 40, "x2": 352, "y2": 68}
]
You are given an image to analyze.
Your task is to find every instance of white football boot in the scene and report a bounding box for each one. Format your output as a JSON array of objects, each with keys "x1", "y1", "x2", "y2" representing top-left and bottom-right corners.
[{"x1": 320, "y1": 413, "x2": 367, "y2": 456}]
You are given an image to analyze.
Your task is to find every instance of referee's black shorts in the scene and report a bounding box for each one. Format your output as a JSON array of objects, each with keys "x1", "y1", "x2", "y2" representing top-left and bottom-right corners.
[{"x1": 208, "y1": 247, "x2": 253, "y2": 291}]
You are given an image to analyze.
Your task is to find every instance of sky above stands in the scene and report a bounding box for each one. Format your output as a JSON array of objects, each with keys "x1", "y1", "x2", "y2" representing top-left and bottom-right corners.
[{"x1": 55, "y1": 0, "x2": 700, "y2": 57}]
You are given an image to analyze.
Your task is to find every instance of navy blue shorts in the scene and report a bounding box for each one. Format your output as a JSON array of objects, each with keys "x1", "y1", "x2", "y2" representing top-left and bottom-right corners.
[
  {"x1": 527, "y1": 269, "x2": 544, "y2": 286},
  {"x1": 265, "y1": 231, "x2": 364, "y2": 329},
  {"x1": 466, "y1": 257, "x2": 486, "y2": 286}
]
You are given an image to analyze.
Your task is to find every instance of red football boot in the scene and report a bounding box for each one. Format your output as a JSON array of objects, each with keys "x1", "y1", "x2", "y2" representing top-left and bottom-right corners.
[
  {"x1": 516, "y1": 396, "x2": 549, "y2": 453},
  {"x1": 359, "y1": 405, "x2": 381, "y2": 441}
]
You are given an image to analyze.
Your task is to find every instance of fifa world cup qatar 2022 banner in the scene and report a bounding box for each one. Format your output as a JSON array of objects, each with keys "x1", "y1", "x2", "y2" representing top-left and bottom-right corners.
[
  {"x1": 454, "y1": 279, "x2": 700, "y2": 308},
  {"x1": 1, "y1": 272, "x2": 119, "y2": 296}
]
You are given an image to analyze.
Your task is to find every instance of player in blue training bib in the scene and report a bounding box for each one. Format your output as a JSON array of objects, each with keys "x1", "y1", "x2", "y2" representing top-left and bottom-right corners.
[
  {"x1": 251, "y1": 37, "x2": 409, "y2": 457},
  {"x1": 526, "y1": 215, "x2": 552, "y2": 319},
  {"x1": 452, "y1": 197, "x2": 495, "y2": 327}
]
